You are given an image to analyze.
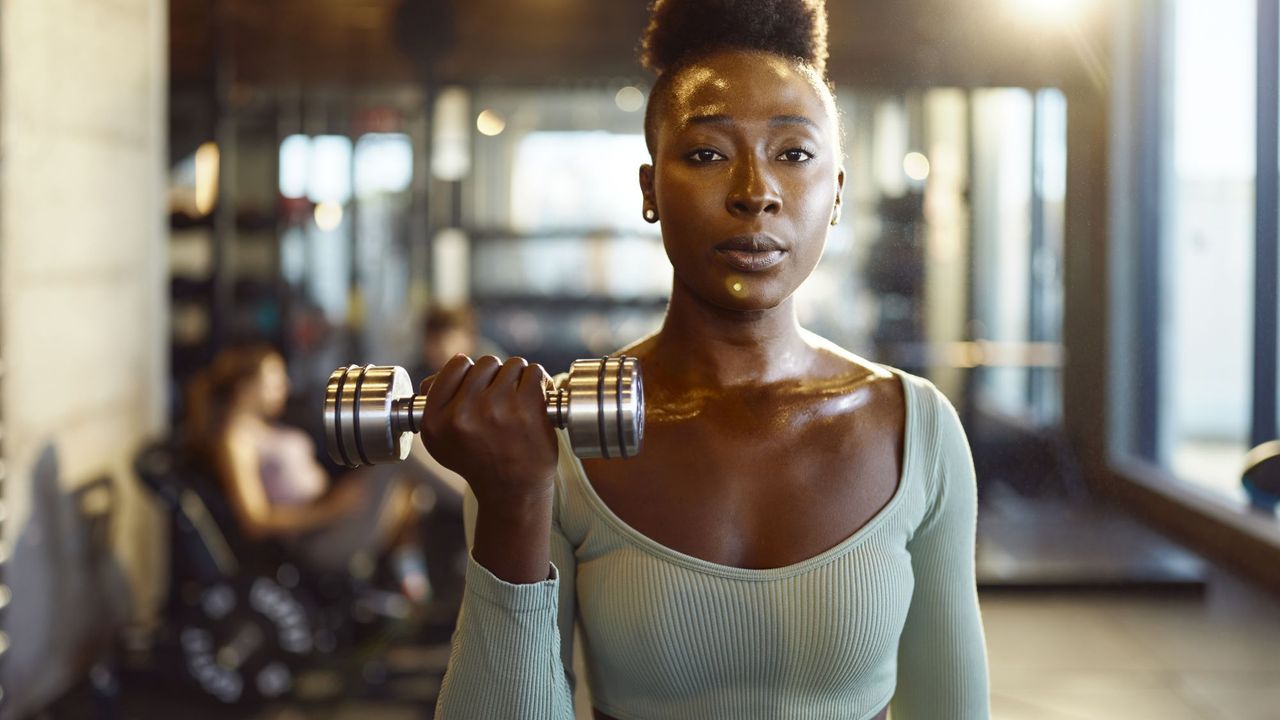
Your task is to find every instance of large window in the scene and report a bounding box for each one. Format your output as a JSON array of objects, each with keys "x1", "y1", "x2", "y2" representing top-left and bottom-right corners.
[
  {"x1": 970, "y1": 88, "x2": 1066, "y2": 426},
  {"x1": 972, "y1": 89, "x2": 1035, "y2": 419},
  {"x1": 1117, "y1": 0, "x2": 1280, "y2": 516},
  {"x1": 1161, "y1": 0, "x2": 1256, "y2": 503}
]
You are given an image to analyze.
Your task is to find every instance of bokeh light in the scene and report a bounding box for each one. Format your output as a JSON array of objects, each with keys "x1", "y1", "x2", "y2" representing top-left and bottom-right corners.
[
  {"x1": 314, "y1": 200, "x2": 344, "y2": 231},
  {"x1": 476, "y1": 109, "x2": 507, "y2": 136},
  {"x1": 615, "y1": 86, "x2": 645, "y2": 113},
  {"x1": 903, "y1": 152, "x2": 931, "y2": 182}
]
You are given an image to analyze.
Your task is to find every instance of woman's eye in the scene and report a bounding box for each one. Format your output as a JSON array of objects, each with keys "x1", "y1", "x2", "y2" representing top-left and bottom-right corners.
[
  {"x1": 688, "y1": 149, "x2": 725, "y2": 163},
  {"x1": 778, "y1": 149, "x2": 814, "y2": 163}
]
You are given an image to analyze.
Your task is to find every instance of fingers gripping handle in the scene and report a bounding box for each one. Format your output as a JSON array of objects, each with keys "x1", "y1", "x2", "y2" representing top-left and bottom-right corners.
[{"x1": 324, "y1": 356, "x2": 644, "y2": 468}]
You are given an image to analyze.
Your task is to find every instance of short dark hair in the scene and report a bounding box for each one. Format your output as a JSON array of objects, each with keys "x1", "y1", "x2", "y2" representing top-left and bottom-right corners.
[
  {"x1": 640, "y1": 0, "x2": 828, "y2": 77},
  {"x1": 639, "y1": 0, "x2": 834, "y2": 155},
  {"x1": 422, "y1": 305, "x2": 475, "y2": 338}
]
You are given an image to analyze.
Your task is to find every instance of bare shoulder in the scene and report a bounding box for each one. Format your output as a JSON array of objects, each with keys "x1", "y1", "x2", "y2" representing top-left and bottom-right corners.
[
  {"x1": 801, "y1": 329, "x2": 899, "y2": 385},
  {"x1": 801, "y1": 329, "x2": 905, "y2": 423},
  {"x1": 216, "y1": 423, "x2": 262, "y2": 473},
  {"x1": 613, "y1": 332, "x2": 659, "y2": 360},
  {"x1": 801, "y1": 331, "x2": 907, "y2": 491}
]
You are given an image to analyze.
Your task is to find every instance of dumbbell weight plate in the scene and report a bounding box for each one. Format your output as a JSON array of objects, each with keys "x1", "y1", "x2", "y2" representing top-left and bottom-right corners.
[
  {"x1": 324, "y1": 365, "x2": 416, "y2": 468},
  {"x1": 176, "y1": 576, "x2": 309, "y2": 705},
  {"x1": 563, "y1": 356, "x2": 643, "y2": 459}
]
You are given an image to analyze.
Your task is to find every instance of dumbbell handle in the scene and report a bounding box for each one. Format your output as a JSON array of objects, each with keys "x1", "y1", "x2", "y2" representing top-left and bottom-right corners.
[{"x1": 385, "y1": 385, "x2": 570, "y2": 436}]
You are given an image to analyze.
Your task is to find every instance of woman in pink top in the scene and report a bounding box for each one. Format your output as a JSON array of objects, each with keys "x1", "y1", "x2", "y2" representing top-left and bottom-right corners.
[{"x1": 186, "y1": 345, "x2": 427, "y2": 596}]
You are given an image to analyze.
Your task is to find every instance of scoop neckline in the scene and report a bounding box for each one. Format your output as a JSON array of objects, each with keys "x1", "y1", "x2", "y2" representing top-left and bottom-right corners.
[{"x1": 560, "y1": 365, "x2": 918, "y2": 581}]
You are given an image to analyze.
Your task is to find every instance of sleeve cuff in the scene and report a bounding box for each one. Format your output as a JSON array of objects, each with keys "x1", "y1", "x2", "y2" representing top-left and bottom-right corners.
[{"x1": 464, "y1": 551, "x2": 562, "y2": 613}]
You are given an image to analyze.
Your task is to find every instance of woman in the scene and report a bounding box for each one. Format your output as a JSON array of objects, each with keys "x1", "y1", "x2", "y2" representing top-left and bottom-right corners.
[
  {"x1": 427, "y1": 0, "x2": 990, "y2": 717},
  {"x1": 187, "y1": 345, "x2": 429, "y2": 600}
]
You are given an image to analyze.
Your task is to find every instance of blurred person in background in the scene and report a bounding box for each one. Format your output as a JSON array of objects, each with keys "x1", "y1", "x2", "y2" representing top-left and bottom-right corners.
[
  {"x1": 408, "y1": 305, "x2": 508, "y2": 512},
  {"x1": 426, "y1": 0, "x2": 989, "y2": 717},
  {"x1": 413, "y1": 305, "x2": 506, "y2": 381},
  {"x1": 404, "y1": 306, "x2": 508, "y2": 607},
  {"x1": 185, "y1": 344, "x2": 431, "y2": 603}
]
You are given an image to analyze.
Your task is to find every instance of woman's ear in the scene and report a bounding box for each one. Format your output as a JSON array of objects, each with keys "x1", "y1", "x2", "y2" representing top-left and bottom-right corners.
[{"x1": 639, "y1": 163, "x2": 658, "y2": 223}]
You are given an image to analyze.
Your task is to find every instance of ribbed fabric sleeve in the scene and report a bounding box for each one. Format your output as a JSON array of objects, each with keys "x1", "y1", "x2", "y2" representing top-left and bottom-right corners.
[
  {"x1": 432, "y1": 490, "x2": 578, "y2": 719},
  {"x1": 889, "y1": 385, "x2": 990, "y2": 718}
]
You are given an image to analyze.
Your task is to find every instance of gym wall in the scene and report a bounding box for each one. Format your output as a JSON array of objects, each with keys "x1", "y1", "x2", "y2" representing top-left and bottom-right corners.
[{"x1": 0, "y1": 0, "x2": 169, "y2": 716}]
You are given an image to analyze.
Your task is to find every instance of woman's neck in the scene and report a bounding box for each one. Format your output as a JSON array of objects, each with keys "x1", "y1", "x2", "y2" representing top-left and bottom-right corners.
[{"x1": 646, "y1": 280, "x2": 816, "y2": 390}]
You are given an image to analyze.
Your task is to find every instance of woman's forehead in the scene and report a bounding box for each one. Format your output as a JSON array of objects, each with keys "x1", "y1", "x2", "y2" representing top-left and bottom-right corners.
[{"x1": 664, "y1": 50, "x2": 833, "y2": 133}]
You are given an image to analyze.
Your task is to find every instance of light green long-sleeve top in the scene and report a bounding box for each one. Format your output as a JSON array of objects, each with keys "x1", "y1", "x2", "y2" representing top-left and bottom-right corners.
[{"x1": 435, "y1": 367, "x2": 990, "y2": 719}]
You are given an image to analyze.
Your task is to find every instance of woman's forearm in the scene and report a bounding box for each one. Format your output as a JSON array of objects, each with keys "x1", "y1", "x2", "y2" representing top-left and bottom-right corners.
[
  {"x1": 471, "y1": 490, "x2": 555, "y2": 584},
  {"x1": 240, "y1": 500, "x2": 346, "y2": 539}
]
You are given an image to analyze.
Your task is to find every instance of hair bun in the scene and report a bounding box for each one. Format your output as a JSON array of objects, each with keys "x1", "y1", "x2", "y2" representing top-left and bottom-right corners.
[{"x1": 640, "y1": 0, "x2": 829, "y2": 77}]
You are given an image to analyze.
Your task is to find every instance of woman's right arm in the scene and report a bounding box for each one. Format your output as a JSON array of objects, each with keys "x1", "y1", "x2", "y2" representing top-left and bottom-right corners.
[
  {"x1": 434, "y1": 486, "x2": 579, "y2": 719},
  {"x1": 423, "y1": 354, "x2": 577, "y2": 719}
]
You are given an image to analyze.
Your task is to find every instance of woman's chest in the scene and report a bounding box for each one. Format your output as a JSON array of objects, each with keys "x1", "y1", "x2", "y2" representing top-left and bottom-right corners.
[{"x1": 580, "y1": 404, "x2": 902, "y2": 570}]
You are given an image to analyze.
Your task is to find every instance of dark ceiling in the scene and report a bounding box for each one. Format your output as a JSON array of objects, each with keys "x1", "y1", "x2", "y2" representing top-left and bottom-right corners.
[{"x1": 170, "y1": 0, "x2": 1112, "y2": 91}]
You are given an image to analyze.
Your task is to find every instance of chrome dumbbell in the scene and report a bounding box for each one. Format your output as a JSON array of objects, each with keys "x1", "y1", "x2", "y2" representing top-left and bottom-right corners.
[{"x1": 323, "y1": 356, "x2": 644, "y2": 468}]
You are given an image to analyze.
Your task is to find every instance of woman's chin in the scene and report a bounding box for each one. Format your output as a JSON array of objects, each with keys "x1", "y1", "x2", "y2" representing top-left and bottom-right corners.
[
  {"x1": 672, "y1": 272, "x2": 796, "y2": 314},
  {"x1": 710, "y1": 289, "x2": 791, "y2": 314}
]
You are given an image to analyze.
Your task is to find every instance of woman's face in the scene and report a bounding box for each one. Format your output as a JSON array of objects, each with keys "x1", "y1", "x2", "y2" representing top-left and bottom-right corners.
[
  {"x1": 255, "y1": 353, "x2": 290, "y2": 418},
  {"x1": 642, "y1": 50, "x2": 844, "y2": 313}
]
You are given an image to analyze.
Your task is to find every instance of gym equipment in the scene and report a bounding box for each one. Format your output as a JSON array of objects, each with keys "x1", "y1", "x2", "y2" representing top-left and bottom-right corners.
[
  {"x1": 324, "y1": 356, "x2": 644, "y2": 467},
  {"x1": 1243, "y1": 440, "x2": 1280, "y2": 513},
  {"x1": 134, "y1": 443, "x2": 318, "y2": 706},
  {"x1": 175, "y1": 575, "x2": 310, "y2": 704},
  {"x1": 137, "y1": 441, "x2": 427, "y2": 707}
]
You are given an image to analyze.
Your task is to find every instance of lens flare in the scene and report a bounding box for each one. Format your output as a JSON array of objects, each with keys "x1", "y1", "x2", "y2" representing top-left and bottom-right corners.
[{"x1": 1011, "y1": 0, "x2": 1089, "y2": 24}]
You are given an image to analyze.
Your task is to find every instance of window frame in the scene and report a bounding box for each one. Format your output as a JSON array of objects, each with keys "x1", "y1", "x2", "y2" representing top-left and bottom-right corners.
[{"x1": 1095, "y1": 0, "x2": 1280, "y2": 592}]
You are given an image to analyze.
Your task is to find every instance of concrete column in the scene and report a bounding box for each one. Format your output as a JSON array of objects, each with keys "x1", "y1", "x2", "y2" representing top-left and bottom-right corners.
[{"x1": 0, "y1": 0, "x2": 168, "y2": 715}]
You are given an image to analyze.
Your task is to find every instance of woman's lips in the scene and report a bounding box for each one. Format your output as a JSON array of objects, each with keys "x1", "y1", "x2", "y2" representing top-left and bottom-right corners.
[{"x1": 717, "y1": 248, "x2": 787, "y2": 272}]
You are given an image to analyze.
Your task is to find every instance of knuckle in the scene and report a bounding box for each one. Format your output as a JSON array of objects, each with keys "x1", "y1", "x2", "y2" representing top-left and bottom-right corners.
[
  {"x1": 479, "y1": 401, "x2": 504, "y2": 425},
  {"x1": 454, "y1": 411, "x2": 479, "y2": 434},
  {"x1": 533, "y1": 365, "x2": 553, "y2": 385}
]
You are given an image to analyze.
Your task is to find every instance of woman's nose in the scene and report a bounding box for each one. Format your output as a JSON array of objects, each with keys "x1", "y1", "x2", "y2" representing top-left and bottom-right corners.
[{"x1": 726, "y1": 158, "x2": 782, "y2": 217}]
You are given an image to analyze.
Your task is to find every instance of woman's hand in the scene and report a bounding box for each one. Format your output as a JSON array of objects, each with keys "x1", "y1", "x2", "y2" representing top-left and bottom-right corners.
[
  {"x1": 418, "y1": 354, "x2": 559, "y2": 583},
  {"x1": 417, "y1": 354, "x2": 559, "y2": 510},
  {"x1": 322, "y1": 477, "x2": 366, "y2": 518}
]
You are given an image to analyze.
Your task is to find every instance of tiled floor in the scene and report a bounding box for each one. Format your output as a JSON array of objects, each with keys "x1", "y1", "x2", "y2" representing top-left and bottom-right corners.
[{"x1": 982, "y1": 570, "x2": 1280, "y2": 720}]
